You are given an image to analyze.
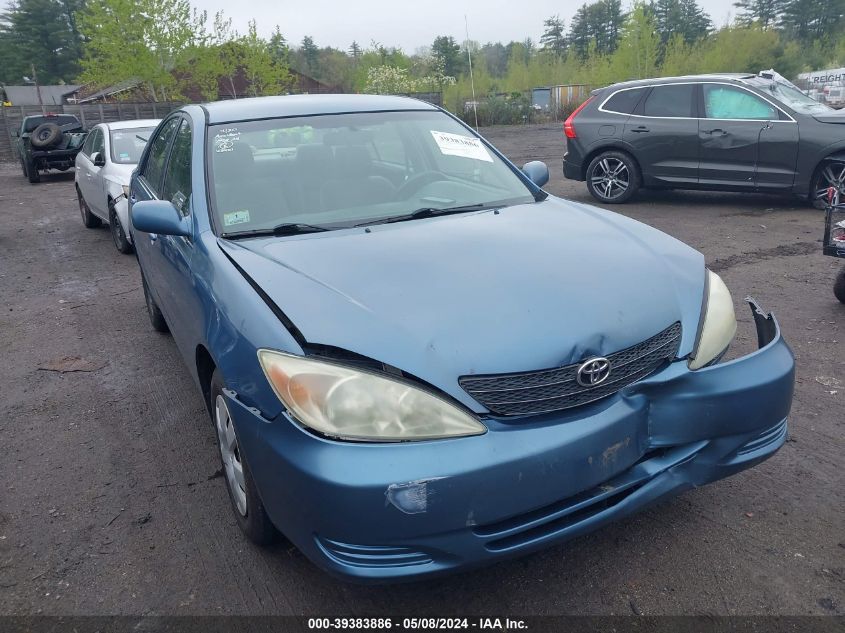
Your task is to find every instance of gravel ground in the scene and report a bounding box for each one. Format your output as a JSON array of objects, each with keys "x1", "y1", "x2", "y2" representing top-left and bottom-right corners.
[{"x1": 0, "y1": 123, "x2": 842, "y2": 616}]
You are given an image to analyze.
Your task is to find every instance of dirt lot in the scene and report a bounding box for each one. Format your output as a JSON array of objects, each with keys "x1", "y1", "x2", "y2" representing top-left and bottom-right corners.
[{"x1": 0, "y1": 123, "x2": 843, "y2": 616}]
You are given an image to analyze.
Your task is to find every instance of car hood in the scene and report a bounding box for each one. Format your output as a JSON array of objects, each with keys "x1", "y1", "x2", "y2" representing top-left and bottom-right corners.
[
  {"x1": 218, "y1": 198, "x2": 705, "y2": 411},
  {"x1": 813, "y1": 110, "x2": 845, "y2": 124},
  {"x1": 105, "y1": 163, "x2": 136, "y2": 185}
]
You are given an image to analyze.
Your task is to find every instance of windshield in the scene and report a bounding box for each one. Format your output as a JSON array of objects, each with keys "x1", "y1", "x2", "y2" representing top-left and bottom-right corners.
[
  {"x1": 207, "y1": 110, "x2": 536, "y2": 235},
  {"x1": 110, "y1": 127, "x2": 156, "y2": 165},
  {"x1": 749, "y1": 79, "x2": 832, "y2": 113}
]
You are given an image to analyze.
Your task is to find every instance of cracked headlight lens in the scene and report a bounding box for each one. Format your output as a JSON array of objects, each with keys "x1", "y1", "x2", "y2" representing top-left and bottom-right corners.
[
  {"x1": 689, "y1": 270, "x2": 737, "y2": 370},
  {"x1": 258, "y1": 350, "x2": 486, "y2": 442}
]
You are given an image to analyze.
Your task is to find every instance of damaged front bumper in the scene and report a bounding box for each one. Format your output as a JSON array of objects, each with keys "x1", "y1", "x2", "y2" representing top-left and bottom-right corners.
[{"x1": 228, "y1": 299, "x2": 794, "y2": 582}]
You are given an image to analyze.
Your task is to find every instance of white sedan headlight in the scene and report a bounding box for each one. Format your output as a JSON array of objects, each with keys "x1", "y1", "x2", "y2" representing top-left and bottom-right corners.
[
  {"x1": 689, "y1": 270, "x2": 737, "y2": 370},
  {"x1": 258, "y1": 350, "x2": 487, "y2": 442}
]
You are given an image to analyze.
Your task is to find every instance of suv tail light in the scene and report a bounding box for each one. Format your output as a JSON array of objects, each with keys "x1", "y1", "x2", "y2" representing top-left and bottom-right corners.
[{"x1": 564, "y1": 97, "x2": 594, "y2": 139}]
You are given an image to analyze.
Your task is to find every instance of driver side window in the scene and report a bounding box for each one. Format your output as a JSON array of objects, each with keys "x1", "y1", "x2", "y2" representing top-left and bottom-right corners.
[
  {"x1": 81, "y1": 128, "x2": 97, "y2": 157},
  {"x1": 140, "y1": 118, "x2": 181, "y2": 196},
  {"x1": 92, "y1": 129, "x2": 105, "y2": 158},
  {"x1": 703, "y1": 84, "x2": 778, "y2": 120}
]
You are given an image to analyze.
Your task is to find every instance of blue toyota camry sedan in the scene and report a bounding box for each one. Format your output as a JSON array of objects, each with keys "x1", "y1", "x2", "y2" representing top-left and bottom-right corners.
[{"x1": 129, "y1": 94, "x2": 795, "y2": 582}]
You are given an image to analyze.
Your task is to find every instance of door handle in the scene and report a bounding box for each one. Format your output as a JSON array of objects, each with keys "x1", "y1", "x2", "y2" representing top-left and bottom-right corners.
[
  {"x1": 631, "y1": 125, "x2": 650, "y2": 133},
  {"x1": 703, "y1": 128, "x2": 727, "y2": 136}
]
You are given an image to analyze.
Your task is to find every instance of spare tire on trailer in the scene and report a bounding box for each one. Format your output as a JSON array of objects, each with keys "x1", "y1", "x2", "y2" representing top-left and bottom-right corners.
[{"x1": 30, "y1": 122, "x2": 63, "y2": 148}]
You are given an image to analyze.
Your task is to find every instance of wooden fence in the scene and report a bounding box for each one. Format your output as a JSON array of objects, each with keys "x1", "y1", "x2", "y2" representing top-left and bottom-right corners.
[{"x1": 0, "y1": 102, "x2": 181, "y2": 163}]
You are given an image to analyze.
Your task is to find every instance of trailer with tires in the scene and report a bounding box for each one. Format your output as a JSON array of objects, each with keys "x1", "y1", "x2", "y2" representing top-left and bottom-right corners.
[{"x1": 13, "y1": 114, "x2": 88, "y2": 184}]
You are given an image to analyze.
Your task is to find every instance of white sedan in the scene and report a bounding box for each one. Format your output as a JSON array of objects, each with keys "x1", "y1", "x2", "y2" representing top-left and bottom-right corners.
[{"x1": 75, "y1": 119, "x2": 160, "y2": 253}]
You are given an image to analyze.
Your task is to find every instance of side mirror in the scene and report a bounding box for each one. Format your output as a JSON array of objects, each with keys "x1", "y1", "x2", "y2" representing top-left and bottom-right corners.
[
  {"x1": 91, "y1": 152, "x2": 106, "y2": 167},
  {"x1": 131, "y1": 200, "x2": 191, "y2": 237},
  {"x1": 522, "y1": 161, "x2": 549, "y2": 188}
]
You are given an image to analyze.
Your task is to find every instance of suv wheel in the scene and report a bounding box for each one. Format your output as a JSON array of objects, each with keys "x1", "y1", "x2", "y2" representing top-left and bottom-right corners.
[{"x1": 586, "y1": 151, "x2": 640, "y2": 204}]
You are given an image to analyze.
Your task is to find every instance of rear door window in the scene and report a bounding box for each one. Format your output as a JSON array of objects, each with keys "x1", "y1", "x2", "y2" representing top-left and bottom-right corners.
[
  {"x1": 642, "y1": 85, "x2": 695, "y2": 118},
  {"x1": 602, "y1": 88, "x2": 647, "y2": 114},
  {"x1": 703, "y1": 84, "x2": 779, "y2": 120}
]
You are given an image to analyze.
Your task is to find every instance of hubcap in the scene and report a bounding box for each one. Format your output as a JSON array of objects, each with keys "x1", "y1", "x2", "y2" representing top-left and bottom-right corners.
[
  {"x1": 815, "y1": 163, "x2": 845, "y2": 205},
  {"x1": 591, "y1": 158, "x2": 630, "y2": 200},
  {"x1": 215, "y1": 395, "x2": 247, "y2": 516}
]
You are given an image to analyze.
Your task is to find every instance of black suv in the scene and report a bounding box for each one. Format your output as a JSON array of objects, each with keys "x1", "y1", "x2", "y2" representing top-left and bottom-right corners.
[{"x1": 562, "y1": 73, "x2": 845, "y2": 207}]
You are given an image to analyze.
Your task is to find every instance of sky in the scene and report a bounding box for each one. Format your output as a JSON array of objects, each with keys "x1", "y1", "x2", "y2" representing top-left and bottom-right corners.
[{"x1": 192, "y1": 0, "x2": 740, "y2": 53}]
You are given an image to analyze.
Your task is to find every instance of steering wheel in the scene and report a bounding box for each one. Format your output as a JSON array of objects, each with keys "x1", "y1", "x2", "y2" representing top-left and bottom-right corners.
[{"x1": 396, "y1": 171, "x2": 446, "y2": 198}]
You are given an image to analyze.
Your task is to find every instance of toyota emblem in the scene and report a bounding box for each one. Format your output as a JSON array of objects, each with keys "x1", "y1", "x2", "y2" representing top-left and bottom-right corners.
[{"x1": 576, "y1": 357, "x2": 612, "y2": 387}]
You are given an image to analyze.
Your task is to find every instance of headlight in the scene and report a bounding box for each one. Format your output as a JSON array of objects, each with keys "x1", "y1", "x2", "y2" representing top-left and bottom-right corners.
[
  {"x1": 258, "y1": 350, "x2": 487, "y2": 442},
  {"x1": 121, "y1": 184, "x2": 130, "y2": 198},
  {"x1": 689, "y1": 270, "x2": 737, "y2": 370}
]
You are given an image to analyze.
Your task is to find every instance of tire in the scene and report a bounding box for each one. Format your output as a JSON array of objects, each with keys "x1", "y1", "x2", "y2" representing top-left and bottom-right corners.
[
  {"x1": 19, "y1": 156, "x2": 27, "y2": 177},
  {"x1": 30, "y1": 123, "x2": 62, "y2": 149},
  {"x1": 26, "y1": 157, "x2": 40, "y2": 184},
  {"x1": 140, "y1": 272, "x2": 169, "y2": 333},
  {"x1": 834, "y1": 267, "x2": 845, "y2": 304},
  {"x1": 210, "y1": 369, "x2": 278, "y2": 546},
  {"x1": 586, "y1": 150, "x2": 640, "y2": 204},
  {"x1": 76, "y1": 187, "x2": 101, "y2": 228},
  {"x1": 108, "y1": 200, "x2": 133, "y2": 254},
  {"x1": 811, "y1": 160, "x2": 845, "y2": 210}
]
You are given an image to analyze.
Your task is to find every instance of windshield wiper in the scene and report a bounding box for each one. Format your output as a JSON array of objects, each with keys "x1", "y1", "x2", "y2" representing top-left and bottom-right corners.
[
  {"x1": 355, "y1": 203, "x2": 491, "y2": 227},
  {"x1": 223, "y1": 222, "x2": 329, "y2": 239}
]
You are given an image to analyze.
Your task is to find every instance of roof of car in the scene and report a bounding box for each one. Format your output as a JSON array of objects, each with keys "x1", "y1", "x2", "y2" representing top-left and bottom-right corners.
[
  {"x1": 201, "y1": 94, "x2": 439, "y2": 124},
  {"x1": 105, "y1": 119, "x2": 161, "y2": 131},
  {"x1": 601, "y1": 74, "x2": 757, "y2": 92}
]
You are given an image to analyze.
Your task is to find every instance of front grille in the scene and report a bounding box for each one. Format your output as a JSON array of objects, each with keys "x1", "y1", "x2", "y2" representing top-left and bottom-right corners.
[{"x1": 459, "y1": 322, "x2": 682, "y2": 417}]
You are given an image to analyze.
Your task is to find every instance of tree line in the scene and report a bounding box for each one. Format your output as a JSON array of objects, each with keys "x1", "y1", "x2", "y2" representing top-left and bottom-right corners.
[{"x1": 1, "y1": 0, "x2": 844, "y2": 108}]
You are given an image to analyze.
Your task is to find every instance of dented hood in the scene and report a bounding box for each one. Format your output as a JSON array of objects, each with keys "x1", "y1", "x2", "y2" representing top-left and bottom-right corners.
[{"x1": 218, "y1": 198, "x2": 706, "y2": 411}]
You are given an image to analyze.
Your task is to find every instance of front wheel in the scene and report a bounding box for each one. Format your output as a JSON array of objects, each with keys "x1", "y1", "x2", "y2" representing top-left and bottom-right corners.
[
  {"x1": 140, "y1": 272, "x2": 169, "y2": 333},
  {"x1": 586, "y1": 151, "x2": 640, "y2": 204},
  {"x1": 210, "y1": 370, "x2": 278, "y2": 546},
  {"x1": 109, "y1": 201, "x2": 133, "y2": 254},
  {"x1": 811, "y1": 161, "x2": 845, "y2": 209},
  {"x1": 834, "y1": 267, "x2": 845, "y2": 304}
]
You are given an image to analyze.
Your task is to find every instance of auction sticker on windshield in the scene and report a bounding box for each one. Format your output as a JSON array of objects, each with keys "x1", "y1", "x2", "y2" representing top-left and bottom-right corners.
[{"x1": 431, "y1": 131, "x2": 493, "y2": 162}]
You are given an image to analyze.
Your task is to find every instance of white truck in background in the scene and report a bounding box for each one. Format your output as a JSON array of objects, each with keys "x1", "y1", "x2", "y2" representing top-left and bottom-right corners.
[{"x1": 796, "y1": 67, "x2": 845, "y2": 108}]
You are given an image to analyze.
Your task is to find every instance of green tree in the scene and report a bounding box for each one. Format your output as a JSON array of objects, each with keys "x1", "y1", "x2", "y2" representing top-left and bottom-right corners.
[
  {"x1": 349, "y1": 40, "x2": 362, "y2": 60},
  {"x1": 79, "y1": 0, "x2": 206, "y2": 101},
  {"x1": 781, "y1": 0, "x2": 845, "y2": 44},
  {"x1": 568, "y1": 0, "x2": 625, "y2": 58},
  {"x1": 0, "y1": 0, "x2": 84, "y2": 85},
  {"x1": 651, "y1": 0, "x2": 710, "y2": 46},
  {"x1": 540, "y1": 15, "x2": 567, "y2": 57},
  {"x1": 733, "y1": 0, "x2": 784, "y2": 28},
  {"x1": 300, "y1": 35, "x2": 319, "y2": 74},
  {"x1": 268, "y1": 25, "x2": 290, "y2": 65},
  {"x1": 610, "y1": 2, "x2": 660, "y2": 79},
  {"x1": 431, "y1": 35, "x2": 464, "y2": 77},
  {"x1": 238, "y1": 20, "x2": 291, "y2": 97}
]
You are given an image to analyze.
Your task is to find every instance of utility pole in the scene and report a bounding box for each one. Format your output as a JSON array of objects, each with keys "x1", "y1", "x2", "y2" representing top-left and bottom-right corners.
[{"x1": 31, "y1": 64, "x2": 45, "y2": 114}]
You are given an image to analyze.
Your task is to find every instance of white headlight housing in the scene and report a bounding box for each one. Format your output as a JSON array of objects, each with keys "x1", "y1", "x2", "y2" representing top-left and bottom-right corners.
[
  {"x1": 258, "y1": 350, "x2": 487, "y2": 442},
  {"x1": 689, "y1": 270, "x2": 737, "y2": 370}
]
